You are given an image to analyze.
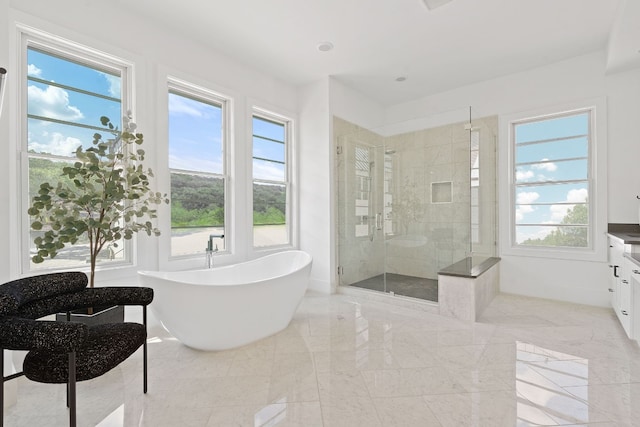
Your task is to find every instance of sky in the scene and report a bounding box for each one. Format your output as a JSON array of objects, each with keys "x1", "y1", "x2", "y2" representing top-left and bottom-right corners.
[
  {"x1": 167, "y1": 93, "x2": 285, "y2": 182},
  {"x1": 27, "y1": 48, "x2": 121, "y2": 156},
  {"x1": 513, "y1": 112, "x2": 589, "y2": 243},
  {"x1": 27, "y1": 48, "x2": 286, "y2": 184}
]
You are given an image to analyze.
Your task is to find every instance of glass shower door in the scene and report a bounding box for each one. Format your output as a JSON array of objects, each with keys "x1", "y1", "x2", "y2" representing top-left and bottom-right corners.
[{"x1": 336, "y1": 130, "x2": 386, "y2": 293}]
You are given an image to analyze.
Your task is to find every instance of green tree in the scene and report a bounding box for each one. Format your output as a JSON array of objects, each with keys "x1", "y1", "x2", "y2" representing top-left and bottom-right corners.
[
  {"x1": 522, "y1": 203, "x2": 588, "y2": 247},
  {"x1": 29, "y1": 114, "x2": 169, "y2": 287}
]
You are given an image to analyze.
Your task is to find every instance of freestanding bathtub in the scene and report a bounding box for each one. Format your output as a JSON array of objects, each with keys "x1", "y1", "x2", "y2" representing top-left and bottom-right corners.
[{"x1": 138, "y1": 250, "x2": 312, "y2": 351}]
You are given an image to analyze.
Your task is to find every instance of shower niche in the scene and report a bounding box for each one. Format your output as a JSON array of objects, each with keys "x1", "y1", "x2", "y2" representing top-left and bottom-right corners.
[{"x1": 334, "y1": 111, "x2": 497, "y2": 302}]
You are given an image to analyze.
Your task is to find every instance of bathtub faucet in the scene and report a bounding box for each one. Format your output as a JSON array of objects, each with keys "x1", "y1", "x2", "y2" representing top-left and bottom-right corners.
[{"x1": 205, "y1": 233, "x2": 225, "y2": 268}]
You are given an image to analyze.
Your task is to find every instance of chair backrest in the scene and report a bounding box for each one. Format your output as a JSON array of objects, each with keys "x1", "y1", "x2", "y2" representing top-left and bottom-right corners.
[{"x1": 0, "y1": 272, "x2": 88, "y2": 316}]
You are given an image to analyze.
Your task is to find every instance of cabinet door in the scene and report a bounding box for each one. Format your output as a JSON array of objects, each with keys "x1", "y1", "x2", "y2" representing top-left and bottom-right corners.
[
  {"x1": 631, "y1": 270, "x2": 640, "y2": 341},
  {"x1": 618, "y1": 257, "x2": 633, "y2": 337},
  {"x1": 608, "y1": 237, "x2": 624, "y2": 308}
]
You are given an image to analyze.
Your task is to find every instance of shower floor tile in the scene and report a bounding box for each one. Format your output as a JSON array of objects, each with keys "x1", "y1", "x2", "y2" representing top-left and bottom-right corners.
[{"x1": 348, "y1": 273, "x2": 438, "y2": 302}]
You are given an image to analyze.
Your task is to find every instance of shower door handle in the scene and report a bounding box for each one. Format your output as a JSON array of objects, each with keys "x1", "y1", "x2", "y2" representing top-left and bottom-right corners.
[{"x1": 375, "y1": 213, "x2": 383, "y2": 230}]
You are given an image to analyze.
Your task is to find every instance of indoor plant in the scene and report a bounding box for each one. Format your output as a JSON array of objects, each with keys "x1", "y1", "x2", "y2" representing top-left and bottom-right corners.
[{"x1": 28, "y1": 112, "x2": 169, "y2": 291}]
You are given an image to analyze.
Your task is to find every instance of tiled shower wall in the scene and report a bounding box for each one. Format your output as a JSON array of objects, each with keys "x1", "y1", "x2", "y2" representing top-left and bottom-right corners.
[{"x1": 335, "y1": 115, "x2": 497, "y2": 285}]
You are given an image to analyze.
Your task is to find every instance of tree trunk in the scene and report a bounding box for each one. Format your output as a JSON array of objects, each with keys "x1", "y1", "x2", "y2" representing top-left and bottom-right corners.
[{"x1": 89, "y1": 252, "x2": 97, "y2": 315}]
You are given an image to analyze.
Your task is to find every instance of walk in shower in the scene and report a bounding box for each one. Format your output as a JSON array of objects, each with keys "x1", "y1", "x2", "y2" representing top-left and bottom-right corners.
[{"x1": 335, "y1": 109, "x2": 497, "y2": 302}]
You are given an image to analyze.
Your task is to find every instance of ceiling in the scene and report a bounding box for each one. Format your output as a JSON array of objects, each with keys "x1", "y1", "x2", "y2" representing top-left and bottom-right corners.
[{"x1": 125, "y1": 0, "x2": 639, "y2": 106}]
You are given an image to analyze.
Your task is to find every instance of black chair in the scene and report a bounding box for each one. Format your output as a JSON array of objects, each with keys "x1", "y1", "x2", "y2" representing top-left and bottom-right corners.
[{"x1": 0, "y1": 272, "x2": 153, "y2": 427}]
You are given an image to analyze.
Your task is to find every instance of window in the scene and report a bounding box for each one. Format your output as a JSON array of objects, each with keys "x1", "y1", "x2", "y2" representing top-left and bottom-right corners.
[
  {"x1": 354, "y1": 145, "x2": 371, "y2": 238},
  {"x1": 22, "y1": 35, "x2": 130, "y2": 273},
  {"x1": 168, "y1": 81, "x2": 228, "y2": 257},
  {"x1": 511, "y1": 110, "x2": 591, "y2": 249},
  {"x1": 252, "y1": 111, "x2": 291, "y2": 247},
  {"x1": 470, "y1": 130, "x2": 480, "y2": 244}
]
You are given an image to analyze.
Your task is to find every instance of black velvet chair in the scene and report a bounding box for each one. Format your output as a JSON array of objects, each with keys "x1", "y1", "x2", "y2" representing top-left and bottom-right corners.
[{"x1": 0, "y1": 272, "x2": 153, "y2": 427}]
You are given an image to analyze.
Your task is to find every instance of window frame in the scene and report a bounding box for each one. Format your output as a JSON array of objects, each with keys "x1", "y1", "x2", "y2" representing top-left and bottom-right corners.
[
  {"x1": 251, "y1": 107, "x2": 294, "y2": 250},
  {"x1": 18, "y1": 26, "x2": 134, "y2": 275},
  {"x1": 499, "y1": 98, "x2": 607, "y2": 262},
  {"x1": 167, "y1": 77, "x2": 231, "y2": 259}
]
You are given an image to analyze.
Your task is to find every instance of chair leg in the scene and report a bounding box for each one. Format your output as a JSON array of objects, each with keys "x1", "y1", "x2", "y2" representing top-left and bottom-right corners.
[
  {"x1": 68, "y1": 351, "x2": 76, "y2": 427},
  {"x1": 1, "y1": 349, "x2": 4, "y2": 427},
  {"x1": 143, "y1": 305, "x2": 148, "y2": 394}
]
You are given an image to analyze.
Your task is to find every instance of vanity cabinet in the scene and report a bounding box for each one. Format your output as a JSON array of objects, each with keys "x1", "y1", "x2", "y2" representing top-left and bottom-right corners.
[
  {"x1": 607, "y1": 235, "x2": 634, "y2": 338},
  {"x1": 619, "y1": 257, "x2": 633, "y2": 336},
  {"x1": 631, "y1": 269, "x2": 640, "y2": 341}
]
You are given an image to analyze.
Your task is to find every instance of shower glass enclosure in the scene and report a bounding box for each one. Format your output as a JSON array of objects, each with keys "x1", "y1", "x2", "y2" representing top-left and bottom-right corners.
[{"x1": 335, "y1": 109, "x2": 497, "y2": 302}]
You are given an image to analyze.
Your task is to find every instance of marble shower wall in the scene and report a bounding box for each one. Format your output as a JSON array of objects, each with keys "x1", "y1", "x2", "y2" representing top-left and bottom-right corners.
[{"x1": 335, "y1": 115, "x2": 497, "y2": 284}]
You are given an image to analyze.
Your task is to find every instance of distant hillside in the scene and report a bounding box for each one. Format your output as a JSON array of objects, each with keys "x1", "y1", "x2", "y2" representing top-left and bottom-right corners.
[{"x1": 28, "y1": 158, "x2": 286, "y2": 228}]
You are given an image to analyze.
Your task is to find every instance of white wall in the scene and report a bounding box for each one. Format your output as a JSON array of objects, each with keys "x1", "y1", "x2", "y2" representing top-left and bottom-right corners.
[
  {"x1": 298, "y1": 79, "x2": 332, "y2": 293},
  {"x1": 3, "y1": 1, "x2": 299, "y2": 282},
  {"x1": 0, "y1": 0, "x2": 18, "y2": 407},
  {"x1": 605, "y1": 69, "x2": 640, "y2": 223},
  {"x1": 329, "y1": 79, "x2": 385, "y2": 131},
  {"x1": 0, "y1": 0, "x2": 9, "y2": 284},
  {"x1": 384, "y1": 51, "x2": 640, "y2": 307}
]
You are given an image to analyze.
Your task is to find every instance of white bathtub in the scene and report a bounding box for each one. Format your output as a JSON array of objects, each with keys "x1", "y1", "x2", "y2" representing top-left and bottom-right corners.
[{"x1": 138, "y1": 250, "x2": 312, "y2": 351}]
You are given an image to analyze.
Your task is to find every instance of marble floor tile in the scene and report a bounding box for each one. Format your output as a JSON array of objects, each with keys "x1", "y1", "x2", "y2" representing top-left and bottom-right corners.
[
  {"x1": 3, "y1": 292, "x2": 640, "y2": 426},
  {"x1": 313, "y1": 348, "x2": 399, "y2": 372},
  {"x1": 372, "y1": 396, "x2": 441, "y2": 426},
  {"x1": 205, "y1": 401, "x2": 323, "y2": 427},
  {"x1": 318, "y1": 395, "x2": 382, "y2": 427}
]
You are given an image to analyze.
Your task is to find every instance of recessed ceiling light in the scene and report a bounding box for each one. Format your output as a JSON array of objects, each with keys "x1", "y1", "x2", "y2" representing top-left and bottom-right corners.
[
  {"x1": 395, "y1": 76, "x2": 407, "y2": 82},
  {"x1": 317, "y1": 42, "x2": 334, "y2": 52}
]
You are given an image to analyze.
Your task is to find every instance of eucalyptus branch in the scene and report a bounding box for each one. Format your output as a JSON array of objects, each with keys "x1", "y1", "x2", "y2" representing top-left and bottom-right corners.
[{"x1": 28, "y1": 113, "x2": 169, "y2": 287}]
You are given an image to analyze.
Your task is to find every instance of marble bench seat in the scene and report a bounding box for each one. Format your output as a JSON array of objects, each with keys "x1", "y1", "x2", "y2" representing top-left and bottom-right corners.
[{"x1": 437, "y1": 256, "x2": 501, "y2": 321}]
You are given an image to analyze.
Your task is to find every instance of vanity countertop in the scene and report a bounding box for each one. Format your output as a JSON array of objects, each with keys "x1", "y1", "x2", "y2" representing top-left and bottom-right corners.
[
  {"x1": 608, "y1": 223, "x2": 640, "y2": 244},
  {"x1": 608, "y1": 232, "x2": 640, "y2": 244},
  {"x1": 625, "y1": 252, "x2": 640, "y2": 267}
]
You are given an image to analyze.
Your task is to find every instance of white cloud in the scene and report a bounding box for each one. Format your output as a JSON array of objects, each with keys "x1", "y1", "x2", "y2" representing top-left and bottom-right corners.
[
  {"x1": 253, "y1": 161, "x2": 284, "y2": 182},
  {"x1": 28, "y1": 85, "x2": 84, "y2": 121},
  {"x1": 168, "y1": 154, "x2": 222, "y2": 174},
  {"x1": 516, "y1": 169, "x2": 534, "y2": 181},
  {"x1": 566, "y1": 188, "x2": 588, "y2": 203},
  {"x1": 100, "y1": 72, "x2": 121, "y2": 98},
  {"x1": 550, "y1": 205, "x2": 571, "y2": 222},
  {"x1": 29, "y1": 132, "x2": 82, "y2": 156},
  {"x1": 169, "y1": 95, "x2": 206, "y2": 117},
  {"x1": 532, "y1": 159, "x2": 558, "y2": 172},
  {"x1": 27, "y1": 64, "x2": 43, "y2": 77},
  {"x1": 515, "y1": 205, "x2": 534, "y2": 222},
  {"x1": 549, "y1": 188, "x2": 588, "y2": 222},
  {"x1": 515, "y1": 191, "x2": 539, "y2": 221},
  {"x1": 516, "y1": 191, "x2": 540, "y2": 205}
]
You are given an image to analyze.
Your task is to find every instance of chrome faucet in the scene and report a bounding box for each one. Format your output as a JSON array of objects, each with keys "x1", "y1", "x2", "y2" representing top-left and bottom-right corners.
[{"x1": 205, "y1": 233, "x2": 225, "y2": 268}]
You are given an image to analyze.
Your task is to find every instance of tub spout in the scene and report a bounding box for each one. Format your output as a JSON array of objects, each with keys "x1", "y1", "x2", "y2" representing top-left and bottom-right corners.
[
  {"x1": 206, "y1": 233, "x2": 224, "y2": 268},
  {"x1": 205, "y1": 247, "x2": 217, "y2": 268}
]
